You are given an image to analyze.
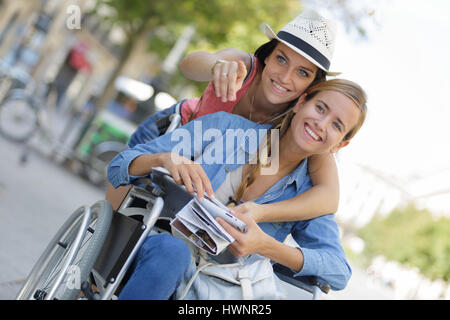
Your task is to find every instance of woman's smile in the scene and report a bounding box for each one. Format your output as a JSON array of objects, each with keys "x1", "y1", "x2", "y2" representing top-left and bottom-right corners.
[
  {"x1": 304, "y1": 123, "x2": 322, "y2": 142},
  {"x1": 270, "y1": 79, "x2": 290, "y2": 94}
]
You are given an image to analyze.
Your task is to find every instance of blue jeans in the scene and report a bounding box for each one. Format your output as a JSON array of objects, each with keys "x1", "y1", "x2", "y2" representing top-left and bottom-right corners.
[{"x1": 118, "y1": 234, "x2": 191, "y2": 300}]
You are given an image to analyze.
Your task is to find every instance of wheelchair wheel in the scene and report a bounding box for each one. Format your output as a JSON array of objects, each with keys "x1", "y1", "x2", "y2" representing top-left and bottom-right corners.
[
  {"x1": 0, "y1": 92, "x2": 38, "y2": 143},
  {"x1": 16, "y1": 200, "x2": 113, "y2": 300}
]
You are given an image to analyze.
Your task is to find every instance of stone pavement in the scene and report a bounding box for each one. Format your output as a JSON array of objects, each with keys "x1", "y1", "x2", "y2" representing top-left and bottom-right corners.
[{"x1": 0, "y1": 136, "x2": 104, "y2": 299}]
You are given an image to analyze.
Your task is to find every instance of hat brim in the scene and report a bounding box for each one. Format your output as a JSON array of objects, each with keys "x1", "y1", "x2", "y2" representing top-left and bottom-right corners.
[{"x1": 263, "y1": 23, "x2": 341, "y2": 77}]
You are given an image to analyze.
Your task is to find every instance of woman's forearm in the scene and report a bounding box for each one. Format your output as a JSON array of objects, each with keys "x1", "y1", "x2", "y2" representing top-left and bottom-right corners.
[
  {"x1": 179, "y1": 51, "x2": 218, "y2": 81},
  {"x1": 259, "y1": 234, "x2": 304, "y2": 272},
  {"x1": 179, "y1": 48, "x2": 250, "y2": 82},
  {"x1": 257, "y1": 184, "x2": 338, "y2": 222},
  {"x1": 128, "y1": 153, "x2": 163, "y2": 177},
  {"x1": 307, "y1": 153, "x2": 340, "y2": 213},
  {"x1": 219, "y1": 214, "x2": 305, "y2": 273}
]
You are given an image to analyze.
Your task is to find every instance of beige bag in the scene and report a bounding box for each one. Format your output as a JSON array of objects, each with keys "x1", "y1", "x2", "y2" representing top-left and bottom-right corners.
[{"x1": 177, "y1": 253, "x2": 286, "y2": 300}]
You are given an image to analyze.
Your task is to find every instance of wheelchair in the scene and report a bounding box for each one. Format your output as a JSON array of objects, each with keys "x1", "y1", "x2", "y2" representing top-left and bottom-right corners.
[{"x1": 16, "y1": 110, "x2": 331, "y2": 301}]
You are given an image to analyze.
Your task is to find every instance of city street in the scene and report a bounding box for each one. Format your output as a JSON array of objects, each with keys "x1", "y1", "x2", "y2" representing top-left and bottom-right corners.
[
  {"x1": 0, "y1": 135, "x2": 394, "y2": 300},
  {"x1": 0, "y1": 136, "x2": 104, "y2": 299},
  {"x1": 2, "y1": 0, "x2": 449, "y2": 302}
]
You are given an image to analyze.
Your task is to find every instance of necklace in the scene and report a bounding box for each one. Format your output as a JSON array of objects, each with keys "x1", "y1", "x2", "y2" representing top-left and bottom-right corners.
[
  {"x1": 248, "y1": 94, "x2": 255, "y2": 122},
  {"x1": 248, "y1": 93, "x2": 291, "y2": 125}
]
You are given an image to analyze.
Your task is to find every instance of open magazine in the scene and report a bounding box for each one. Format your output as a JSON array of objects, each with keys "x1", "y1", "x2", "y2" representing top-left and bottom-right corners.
[{"x1": 170, "y1": 195, "x2": 247, "y2": 256}]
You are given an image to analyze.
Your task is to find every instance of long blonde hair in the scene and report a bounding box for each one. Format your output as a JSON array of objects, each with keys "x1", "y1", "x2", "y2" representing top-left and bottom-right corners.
[{"x1": 233, "y1": 79, "x2": 367, "y2": 202}]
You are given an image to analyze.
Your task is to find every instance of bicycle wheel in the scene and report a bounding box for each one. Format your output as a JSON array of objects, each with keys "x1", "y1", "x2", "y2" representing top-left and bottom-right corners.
[
  {"x1": 16, "y1": 200, "x2": 113, "y2": 300},
  {"x1": 0, "y1": 94, "x2": 38, "y2": 142}
]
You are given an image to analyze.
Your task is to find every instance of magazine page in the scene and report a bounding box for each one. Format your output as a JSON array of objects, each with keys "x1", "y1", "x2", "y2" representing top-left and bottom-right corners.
[{"x1": 171, "y1": 199, "x2": 233, "y2": 255}]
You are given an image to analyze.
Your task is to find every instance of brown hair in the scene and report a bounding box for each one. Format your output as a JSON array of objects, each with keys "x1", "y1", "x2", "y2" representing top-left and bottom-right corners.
[{"x1": 233, "y1": 78, "x2": 367, "y2": 202}]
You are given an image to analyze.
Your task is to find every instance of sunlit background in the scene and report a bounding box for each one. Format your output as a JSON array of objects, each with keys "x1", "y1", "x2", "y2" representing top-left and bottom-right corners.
[
  {"x1": 315, "y1": 0, "x2": 450, "y2": 299},
  {"x1": 0, "y1": 0, "x2": 448, "y2": 300}
]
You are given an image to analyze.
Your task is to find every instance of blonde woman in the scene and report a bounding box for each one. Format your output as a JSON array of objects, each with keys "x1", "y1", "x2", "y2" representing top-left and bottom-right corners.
[{"x1": 108, "y1": 79, "x2": 367, "y2": 299}]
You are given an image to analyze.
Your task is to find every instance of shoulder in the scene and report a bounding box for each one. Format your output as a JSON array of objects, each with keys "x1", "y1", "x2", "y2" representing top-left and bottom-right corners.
[
  {"x1": 196, "y1": 111, "x2": 243, "y2": 129},
  {"x1": 195, "y1": 111, "x2": 267, "y2": 129}
]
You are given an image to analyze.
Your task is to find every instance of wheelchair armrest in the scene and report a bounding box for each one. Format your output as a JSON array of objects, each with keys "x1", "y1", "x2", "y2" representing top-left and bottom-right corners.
[
  {"x1": 151, "y1": 171, "x2": 193, "y2": 219},
  {"x1": 273, "y1": 263, "x2": 330, "y2": 294}
]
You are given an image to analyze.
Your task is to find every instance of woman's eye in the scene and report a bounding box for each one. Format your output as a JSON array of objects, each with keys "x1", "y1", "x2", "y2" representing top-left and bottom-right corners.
[
  {"x1": 316, "y1": 105, "x2": 324, "y2": 113},
  {"x1": 333, "y1": 122, "x2": 342, "y2": 131},
  {"x1": 277, "y1": 55, "x2": 286, "y2": 64},
  {"x1": 297, "y1": 69, "x2": 308, "y2": 77}
]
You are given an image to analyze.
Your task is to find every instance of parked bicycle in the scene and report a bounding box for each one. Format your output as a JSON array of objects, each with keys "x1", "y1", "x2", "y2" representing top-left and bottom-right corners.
[{"x1": 0, "y1": 58, "x2": 54, "y2": 141}]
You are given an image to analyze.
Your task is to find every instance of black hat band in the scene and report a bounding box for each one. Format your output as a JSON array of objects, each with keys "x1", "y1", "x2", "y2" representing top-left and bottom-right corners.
[{"x1": 277, "y1": 31, "x2": 330, "y2": 71}]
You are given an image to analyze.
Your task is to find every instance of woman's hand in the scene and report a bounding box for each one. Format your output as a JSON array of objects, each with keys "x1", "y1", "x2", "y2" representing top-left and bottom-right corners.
[
  {"x1": 159, "y1": 152, "x2": 214, "y2": 200},
  {"x1": 230, "y1": 201, "x2": 264, "y2": 223},
  {"x1": 212, "y1": 60, "x2": 247, "y2": 102},
  {"x1": 216, "y1": 211, "x2": 269, "y2": 258}
]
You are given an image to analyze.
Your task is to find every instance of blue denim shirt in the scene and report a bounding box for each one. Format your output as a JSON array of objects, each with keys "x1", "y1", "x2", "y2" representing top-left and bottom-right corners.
[{"x1": 108, "y1": 111, "x2": 352, "y2": 290}]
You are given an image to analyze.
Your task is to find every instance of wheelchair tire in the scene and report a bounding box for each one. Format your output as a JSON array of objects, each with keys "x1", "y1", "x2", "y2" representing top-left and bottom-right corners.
[
  {"x1": 16, "y1": 200, "x2": 113, "y2": 300},
  {"x1": 0, "y1": 93, "x2": 38, "y2": 143}
]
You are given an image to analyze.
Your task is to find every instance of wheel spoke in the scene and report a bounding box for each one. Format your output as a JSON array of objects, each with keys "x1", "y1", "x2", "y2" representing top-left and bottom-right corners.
[{"x1": 16, "y1": 201, "x2": 112, "y2": 300}]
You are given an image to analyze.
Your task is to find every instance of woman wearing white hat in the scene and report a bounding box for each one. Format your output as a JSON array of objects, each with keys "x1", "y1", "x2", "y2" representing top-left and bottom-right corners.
[{"x1": 110, "y1": 11, "x2": 341, "y2": 227}]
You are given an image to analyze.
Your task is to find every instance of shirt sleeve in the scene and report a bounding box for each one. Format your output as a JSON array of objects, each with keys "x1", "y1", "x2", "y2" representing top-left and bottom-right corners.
[
  {"x1": 290, "y1": 215, "x2": 352, "y2": 291},
  {"x1": 108, "y1": 112, "x2": 233, "y2": 188}
]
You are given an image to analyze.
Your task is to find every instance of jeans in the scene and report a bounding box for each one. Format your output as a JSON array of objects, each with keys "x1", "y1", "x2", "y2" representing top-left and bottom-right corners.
[{"x1": 118, "y1": 234, "x2": 191, "y2": 300}]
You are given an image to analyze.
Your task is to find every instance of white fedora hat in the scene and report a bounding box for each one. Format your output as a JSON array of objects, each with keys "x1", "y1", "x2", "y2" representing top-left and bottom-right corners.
[{"x1": 264, "y1": 10, "x2": 340, "y2": 76}]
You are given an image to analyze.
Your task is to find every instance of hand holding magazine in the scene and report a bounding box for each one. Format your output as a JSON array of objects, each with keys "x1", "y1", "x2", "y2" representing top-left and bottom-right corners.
[
  {"x1": 170, "y1": 195, "x2": 247, "y2": 256},
  {"x1": 151, "y1": 166, "x2": 247, "y2": 255}
]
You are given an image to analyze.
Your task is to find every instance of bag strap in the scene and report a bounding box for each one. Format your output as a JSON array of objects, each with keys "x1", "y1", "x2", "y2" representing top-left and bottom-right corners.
[
  {"x1": 238, "y1": 268, "x2": 253, "y2": 300},
  {"x1": 179, "y1": 261, "x2": 257, "y2": 300},
  {"x1": 178, "y1": 262, "x2": 213, "y2": 300}
]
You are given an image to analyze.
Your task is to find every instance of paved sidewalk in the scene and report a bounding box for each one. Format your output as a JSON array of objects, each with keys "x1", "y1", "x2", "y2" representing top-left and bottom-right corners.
[{"x1": 0, "y1": 136, "x2": 104, "y2": 299}]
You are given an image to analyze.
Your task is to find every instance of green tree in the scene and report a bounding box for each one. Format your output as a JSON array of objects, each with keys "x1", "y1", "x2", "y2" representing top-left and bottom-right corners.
[
  {"x1": 92, "y1": 0, "x2": 301, "y2": 108},
  {"x1": 359, "y1": 205, "x2": 450, "y2": 281}
]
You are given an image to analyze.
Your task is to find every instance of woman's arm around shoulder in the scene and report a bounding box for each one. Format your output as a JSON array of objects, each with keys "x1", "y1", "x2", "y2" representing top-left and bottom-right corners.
[{"x1": 233, "y1": 153, "x2": 340, "y2": 222}]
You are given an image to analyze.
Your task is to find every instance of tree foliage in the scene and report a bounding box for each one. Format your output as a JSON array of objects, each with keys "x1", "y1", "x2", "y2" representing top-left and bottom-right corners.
[
  {"x1": 96, "y1": 0, "x2": 301, "y2": 57},
  {"x1": 358, "y1": 205, "x2": 450, "y2": 281},
  {"x1": 94, "y1": 0, "x2": 301, "y2": 96},
  {"x1": 92, "y1": 0, "x2": 375, "y2": 101}
]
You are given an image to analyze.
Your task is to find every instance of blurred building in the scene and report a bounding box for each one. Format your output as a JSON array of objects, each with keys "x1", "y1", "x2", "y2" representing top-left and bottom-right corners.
[
  {"x1": 0, "y1": 0, "x2": 162, "y2": 115},
  {"x1": 0, "y1": 0, "x2": 195, "y2": 186}
]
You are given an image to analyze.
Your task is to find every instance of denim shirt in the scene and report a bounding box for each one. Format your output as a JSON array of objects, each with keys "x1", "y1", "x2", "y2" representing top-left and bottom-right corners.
[{"x1": 108, "y1": 111, "x2": 351, "y2": 290}]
